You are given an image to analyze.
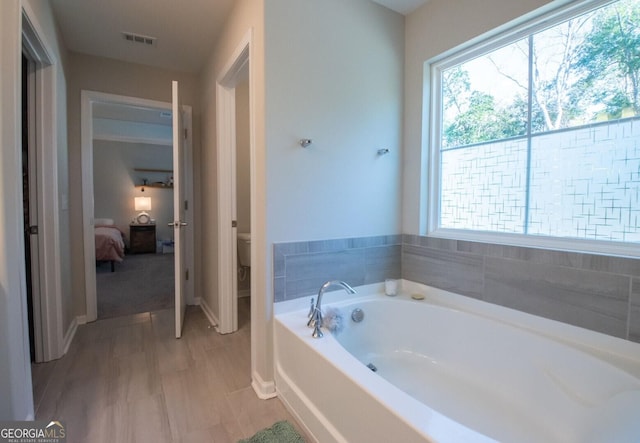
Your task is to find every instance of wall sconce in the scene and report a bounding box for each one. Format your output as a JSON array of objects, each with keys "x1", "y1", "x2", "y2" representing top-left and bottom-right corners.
[{"x1": 134, "y1": 196, "x2": 152, "y2": 224}]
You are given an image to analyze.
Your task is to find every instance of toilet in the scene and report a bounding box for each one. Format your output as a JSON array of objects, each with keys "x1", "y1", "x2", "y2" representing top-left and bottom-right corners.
[{"x1": 237, "y1": 232, "x2": 251, "y2": 267}]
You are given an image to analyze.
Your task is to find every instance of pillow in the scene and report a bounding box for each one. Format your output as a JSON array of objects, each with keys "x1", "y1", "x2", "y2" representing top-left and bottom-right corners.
[{"x1": 95, "y1": 218, "x2": 114, "y2": 226}]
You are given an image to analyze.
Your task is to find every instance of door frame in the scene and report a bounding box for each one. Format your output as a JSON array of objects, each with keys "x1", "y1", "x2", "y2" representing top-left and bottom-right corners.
[
  {"x1": 216, "y1": 30, "x2": 254, "y2": 335},
  {"x1": 21, "y1": 4, "x2": 65, "y2": 362},
  {"x1": 80, "y1": 91, "x2": 194, "y2": 322}
]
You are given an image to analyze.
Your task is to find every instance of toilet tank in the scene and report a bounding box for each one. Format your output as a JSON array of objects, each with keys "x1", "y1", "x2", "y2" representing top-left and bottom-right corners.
[{"x1": 237, "y1": 233, "x2": 251, "y2": 267}]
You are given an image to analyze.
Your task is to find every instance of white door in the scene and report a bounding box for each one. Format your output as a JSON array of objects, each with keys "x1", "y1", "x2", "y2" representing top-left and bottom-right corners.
[{"x1": 172, "y1": 80, "x2": 187, "y2": 338}]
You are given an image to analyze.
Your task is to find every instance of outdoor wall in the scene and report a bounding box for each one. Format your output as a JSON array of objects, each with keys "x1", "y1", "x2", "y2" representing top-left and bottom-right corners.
[{"x1": 66, "y1": 52, "x2": 199, "y2": 317}]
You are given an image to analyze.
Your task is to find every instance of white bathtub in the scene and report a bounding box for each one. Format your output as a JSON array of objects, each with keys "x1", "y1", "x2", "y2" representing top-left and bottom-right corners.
[{"x1": 274, "y1": 280, "x2": 640, "y2": 443}]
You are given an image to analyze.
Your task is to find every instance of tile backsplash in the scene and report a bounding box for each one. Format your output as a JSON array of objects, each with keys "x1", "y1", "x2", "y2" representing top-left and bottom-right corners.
[
  {"x1": 403, "y1": 235, "x2": 640, "y2": 343},
  {"x1": 273, "y1": 235, "x2": 402, "y2": 302},
  {"x1": 274, "y1": 234, "x2": 640, "y2": 343}
]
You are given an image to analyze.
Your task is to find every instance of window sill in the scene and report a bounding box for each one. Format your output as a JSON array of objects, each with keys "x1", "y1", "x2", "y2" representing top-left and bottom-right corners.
[{"x1": 427, "y1": 228, "x2": 640, "y2": 259}]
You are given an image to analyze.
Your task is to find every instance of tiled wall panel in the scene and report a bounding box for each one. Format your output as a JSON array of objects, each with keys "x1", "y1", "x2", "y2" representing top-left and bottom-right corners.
[
  {"x1": 274, "y1": 234, "x2": 639, "y2": 343},
  {"x1": 484, "y1": 257, "x2": 629, "y2": 338},
  {"x1": 631, "y1": 279, "x2": 640, "y2": 342},
  {"x1": 402, "y1": 235, "x2": 640, "y2": 343},
  {"x1": 274, "y1": 235, "x2": 401, "y2": 302},
  {"x1": 402, "y1": 245, "x2": 484, "y2": 299}
]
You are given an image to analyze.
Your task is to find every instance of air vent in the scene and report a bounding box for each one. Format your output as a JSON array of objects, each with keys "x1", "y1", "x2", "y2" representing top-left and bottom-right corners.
[{"x1": 122, "y1": 31, "x2": 156, "y2": 47}]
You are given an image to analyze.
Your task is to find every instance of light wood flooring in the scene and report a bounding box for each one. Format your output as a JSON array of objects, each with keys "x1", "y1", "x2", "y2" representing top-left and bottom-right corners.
[{"x1": 31, "y1": 299, "x2": 306, "y2": 443}]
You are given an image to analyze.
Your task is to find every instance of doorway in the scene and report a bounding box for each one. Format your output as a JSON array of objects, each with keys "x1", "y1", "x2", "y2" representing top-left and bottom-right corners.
[
  {"x1": 21, "y1": 7, "x2": 65, "y2": 363},
  {"x1": 81, "y1": 91, "x2": 195, "y2": 325},
  {"x1": 91, "y1": 102, "x2": 176, "y2": 319},
  {"x1": 22, "y1": 53, "x2": 36, "y2": 362},
  {"x1": 235, "y1": 65, "x2": 251, "y2": 315}
]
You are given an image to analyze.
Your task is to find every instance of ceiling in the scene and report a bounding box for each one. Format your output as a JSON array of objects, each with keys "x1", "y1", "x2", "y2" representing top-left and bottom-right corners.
[
  {"x1": 50, "y1": 0, "x2": 428, "y2": 74},
  {"x1": 50, "y1": 0, "x2": 236, "y2": 73},
  {"x1": 372, "y1": 0, "x2": 428, "y2": 15},
  {"x1": 93, "y1": 102, "x2": 172, "y2": 126}
]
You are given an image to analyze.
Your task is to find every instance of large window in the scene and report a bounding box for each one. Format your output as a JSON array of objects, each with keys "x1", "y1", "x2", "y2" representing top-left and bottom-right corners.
[{"x1": 430, "y1": 0, "x2": 640, "y2": 254}]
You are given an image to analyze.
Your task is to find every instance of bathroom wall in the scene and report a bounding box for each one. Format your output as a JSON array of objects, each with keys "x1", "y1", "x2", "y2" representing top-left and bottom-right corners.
[
  {"x1": 265, "y1": 0, "x2": 404, "y2": 244},
  {"x1": 274, "y1": 235, "x2": 401, "y2": 302},
  {"x1": 198, "y1": 0, "x2": 268, "y2": 384},
  {"x1": 274, "y1": 233, "x2": 639, "y2": 342},
  {"x1": 403, "y1": 235, "x2": 640, "y2": 342}
]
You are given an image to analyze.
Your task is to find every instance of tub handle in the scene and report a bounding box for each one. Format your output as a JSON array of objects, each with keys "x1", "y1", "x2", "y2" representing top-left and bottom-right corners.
[{"x1": 308, "y1": 297, "x2": 315, "y2": 318}]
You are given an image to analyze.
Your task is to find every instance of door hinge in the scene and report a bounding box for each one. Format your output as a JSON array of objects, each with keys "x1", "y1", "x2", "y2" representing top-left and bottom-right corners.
[
  {"x1": 184, "y1": 128, "x2": 188, "y2": 139},
  {"x1": 185, "y1": 269, "x2": 189, "y2": 281},
  {"x1": 231, "y1": 220, "x2": 237, "y2": 228},
  {"x1": 28, "y1": 225, "x2": 38, "y2": 235},
  {"x1": 184, "y1": 200, "x2": 188, "y2": 211}
]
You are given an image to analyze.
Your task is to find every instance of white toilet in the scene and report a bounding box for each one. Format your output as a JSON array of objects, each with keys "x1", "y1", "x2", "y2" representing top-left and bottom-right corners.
[{"x1": 237, "y1": 232, "x2": 251, "y2": 268}]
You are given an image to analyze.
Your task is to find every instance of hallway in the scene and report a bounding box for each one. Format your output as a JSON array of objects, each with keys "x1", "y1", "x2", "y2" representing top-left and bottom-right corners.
[{"x1": 31, "y1": 300, "x2": 304, "y2": 442}]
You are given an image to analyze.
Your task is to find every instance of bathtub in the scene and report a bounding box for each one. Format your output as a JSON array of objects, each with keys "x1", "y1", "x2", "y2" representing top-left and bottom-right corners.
[{"x1": 274, "y1": 280, "x2": 640, "y2": 443}]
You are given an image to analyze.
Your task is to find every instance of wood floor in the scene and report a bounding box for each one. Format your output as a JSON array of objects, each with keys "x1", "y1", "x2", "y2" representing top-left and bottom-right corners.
[{"x1": 31, "y1": 299, "x2": 306, "y2": 443}]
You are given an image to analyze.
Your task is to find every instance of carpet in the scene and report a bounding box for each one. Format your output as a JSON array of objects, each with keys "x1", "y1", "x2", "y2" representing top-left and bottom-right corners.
[
  {"x1": 238, "y1": 421, "x2": 305, "y2": 443},
  {"x1": 96, "y1": 253, "x2": 174, "y2": 319}
]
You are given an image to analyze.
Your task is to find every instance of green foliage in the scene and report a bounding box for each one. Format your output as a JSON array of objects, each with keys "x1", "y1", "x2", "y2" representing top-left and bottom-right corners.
[
  {"x1": 575, "y1": 0, "x2": 640, "y2": 117},
  {"x1": 441, "y1": 0, "x2": 640, "y2": 148}
]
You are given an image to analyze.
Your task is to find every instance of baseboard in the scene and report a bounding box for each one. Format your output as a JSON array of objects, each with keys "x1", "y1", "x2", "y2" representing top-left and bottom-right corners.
[
  {"x1": 251, "y1": 370, "x2": 277, "y2": 399},
  {"x1": 76, "y1": 315, "x2": 87, "y2": 325},
  {"x1": 63, "y1": 317, "x2": 79, "y2": 355},
  {"x1": 199, "y1": 298, "x2": 219, "y2": 328},
  {"x1": 192, "y1": 296, "x2": 202, "y2": 305}
]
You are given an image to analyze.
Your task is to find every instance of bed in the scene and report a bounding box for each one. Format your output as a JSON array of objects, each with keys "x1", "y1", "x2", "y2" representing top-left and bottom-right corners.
[{"x1": 94, "y1": 218, "x2": 125, "y2": 272}]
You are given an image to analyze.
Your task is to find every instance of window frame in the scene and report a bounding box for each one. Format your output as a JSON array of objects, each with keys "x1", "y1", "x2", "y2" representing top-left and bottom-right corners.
[{"x1": 424, "y1": 0, "x2": 640, "y2": 258}]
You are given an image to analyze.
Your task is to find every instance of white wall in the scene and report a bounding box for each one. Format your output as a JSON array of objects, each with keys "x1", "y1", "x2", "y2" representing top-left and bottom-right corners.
[
  {"x1": 402, "y1": 0, "x2": 557, "y2": 233},
  {"x1": 265, "y1": 0, "x2": 404, "y2": 243},
  {"x1": 93, "y1": 141, "x2": 174, "y2": 244},
  {"x1": 0, "y1": 0, "x2": 72, "y2": 418},
  {"x1": 199, "y1": 0, "x2": 268, "y2": 391},
  {"x1": 0, "y1": 0, "x2": 33, "y2": 420}
]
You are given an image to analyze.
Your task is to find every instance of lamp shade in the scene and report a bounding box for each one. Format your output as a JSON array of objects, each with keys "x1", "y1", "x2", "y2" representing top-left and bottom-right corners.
[{"x1": 134, "y1": 196, "x2": 152, "y2": 211}]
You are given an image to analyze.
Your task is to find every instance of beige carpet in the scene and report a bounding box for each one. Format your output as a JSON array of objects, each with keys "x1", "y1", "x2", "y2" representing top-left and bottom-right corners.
[{"x1": 96, "y1": 253, "x2": 174, "y2": 319}]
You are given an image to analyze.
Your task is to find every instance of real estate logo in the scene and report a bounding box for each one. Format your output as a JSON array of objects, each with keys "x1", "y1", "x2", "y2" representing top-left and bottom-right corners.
[{"x1": 0, "y1": 421, "x2": 66, "y2": 443}]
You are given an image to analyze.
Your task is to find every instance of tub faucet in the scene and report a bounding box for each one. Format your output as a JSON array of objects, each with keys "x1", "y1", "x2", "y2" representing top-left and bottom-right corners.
[{"x1": 307, "y1": 280, "x2": 356, "y2": 338}]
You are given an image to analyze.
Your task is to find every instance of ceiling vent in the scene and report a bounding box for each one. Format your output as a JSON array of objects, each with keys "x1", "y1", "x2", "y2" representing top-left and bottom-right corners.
[{"x1": 122, "y1": 31, "x2": 156, "y2": 47}]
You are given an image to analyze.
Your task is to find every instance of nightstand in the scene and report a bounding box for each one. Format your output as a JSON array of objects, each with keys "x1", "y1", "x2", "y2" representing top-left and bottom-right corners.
[{"x1": 129, "y1": 223, "x2": 156, "y2": 254}]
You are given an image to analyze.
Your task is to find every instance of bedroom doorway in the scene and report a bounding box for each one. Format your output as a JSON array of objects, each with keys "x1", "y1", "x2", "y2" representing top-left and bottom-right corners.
[
  {"x1": 81, "y1": 91, "x2": 194, "y2": 325},
  {"x1": 92, "y1": 102, "x2": 176, "y2": 320}
]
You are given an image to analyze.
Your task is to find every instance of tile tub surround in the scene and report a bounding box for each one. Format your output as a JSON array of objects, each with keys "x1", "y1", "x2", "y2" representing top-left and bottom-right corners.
[
  {"x1": 273, "y1": 235, "x2": 402, "y2": 302},
  {"x1": 403, "y1": 235, "x2": 640, "y2": 343}
]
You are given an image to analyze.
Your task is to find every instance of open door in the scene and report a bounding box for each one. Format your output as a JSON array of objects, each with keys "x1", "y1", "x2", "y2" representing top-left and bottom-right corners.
[{"x1": 172, "y1": 80, "x2": 187, "y2": 338}]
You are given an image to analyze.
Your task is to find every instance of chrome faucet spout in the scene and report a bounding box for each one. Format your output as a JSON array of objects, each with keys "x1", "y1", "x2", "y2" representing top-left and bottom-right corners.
[{"x1": 308, "y1": 280, "x2": 356, "y2": 338}]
